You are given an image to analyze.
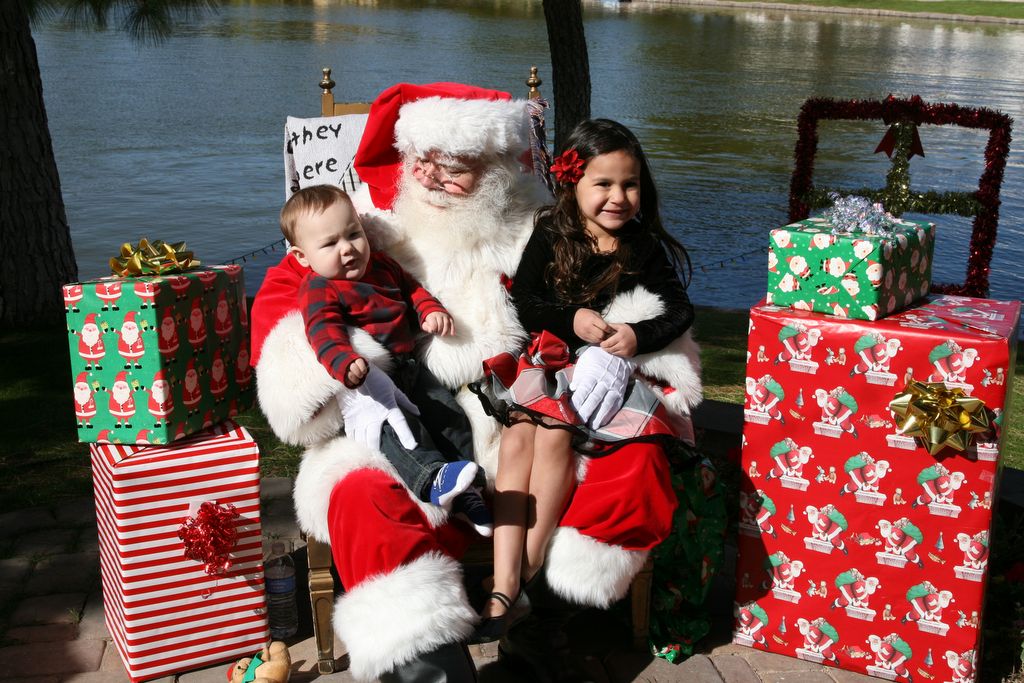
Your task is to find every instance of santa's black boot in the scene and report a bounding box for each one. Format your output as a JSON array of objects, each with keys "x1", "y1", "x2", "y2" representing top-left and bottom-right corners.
[
  {"x1": 498, "y1": 572, "x2": 596, "y2": 683},
  {"x1": 378, "y1": 642, "x2": 478, "y2": 683}
]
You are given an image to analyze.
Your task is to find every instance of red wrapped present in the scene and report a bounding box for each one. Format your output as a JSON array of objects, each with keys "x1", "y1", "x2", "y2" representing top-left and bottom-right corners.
[
  {"x1": 91, "y1": 421, "x2": 268, "y2": 682},
  {"x1": 734, "y1": 295, "x2": 1019, "y2": 682}
]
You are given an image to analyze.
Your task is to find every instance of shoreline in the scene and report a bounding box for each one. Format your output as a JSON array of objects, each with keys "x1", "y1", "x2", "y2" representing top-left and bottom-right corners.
[{"x1": 636, "y1": 0, "x2": 1024, "y2": 24}]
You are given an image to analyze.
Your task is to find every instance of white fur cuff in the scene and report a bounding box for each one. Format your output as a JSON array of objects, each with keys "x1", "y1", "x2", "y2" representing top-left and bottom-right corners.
[
  {"x1": 334, "y1": 552, "x2": 476, "y2": 681},
  {"x1": 545, "y1": 527, "x2": 649, "y2": 608}
]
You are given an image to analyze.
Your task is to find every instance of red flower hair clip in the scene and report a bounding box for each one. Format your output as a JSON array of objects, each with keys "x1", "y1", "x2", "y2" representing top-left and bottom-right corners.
[{"x1": 550, "y1": 149, "x2": 585, "y2": 185}]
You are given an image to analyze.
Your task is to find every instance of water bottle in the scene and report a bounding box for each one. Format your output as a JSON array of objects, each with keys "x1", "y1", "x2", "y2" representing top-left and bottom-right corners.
[{"x1": 264, "y1": 541, "x2": 298, "y2": 639}]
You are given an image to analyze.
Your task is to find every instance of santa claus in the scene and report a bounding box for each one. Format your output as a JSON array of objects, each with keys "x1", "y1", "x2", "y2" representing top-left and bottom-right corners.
[
  {"x1": 77, "y1": 313, "x2": 106, "y2": 370},
  {"x1": 157, "y1": 307, "x2": 180, "y2": 360},
  {"x1": 107, "y1": 370, "x2": 135, "y2": 428},
  {"x1": 213, "y1": 290, "x2": 234, "y2": 342},
  {"x1": 251, "y1": 84, "x2": 702, "y2": 682},
  {"x1": 181, "y1": 359, "x2": 203, "y2": 416},
  {"x1": 208, "y1": 349, "x2": 228, "y2": 402},
  {"x1": 146, "y1": 369, "x2": 174, "y2": 426},
  {"x1": 73, "y1": 372, "x2": 97, "y2": 428},
  {"x1": 186, "y1": 298, "x2": 208, "y2": 349},
  {"x1": 116, "y1": 311, "x2": 145, "y2": 369}
]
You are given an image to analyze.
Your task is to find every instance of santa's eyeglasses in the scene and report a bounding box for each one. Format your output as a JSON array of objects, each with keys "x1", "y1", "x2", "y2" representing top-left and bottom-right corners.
[{"x1": 411, "y1": 156, "x2": 474, "y2": 185}]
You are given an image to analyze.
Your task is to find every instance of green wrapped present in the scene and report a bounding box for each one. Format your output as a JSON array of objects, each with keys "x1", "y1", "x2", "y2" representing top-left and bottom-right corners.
[
  {"x1": 766, "y1": 207, "x2": 934, "y2": 321},
  {"x1": 63, "y1": 260, "x2": 253, "y2": 444}
]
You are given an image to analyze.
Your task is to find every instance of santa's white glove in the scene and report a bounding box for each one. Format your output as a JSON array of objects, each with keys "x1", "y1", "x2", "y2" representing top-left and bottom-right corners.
[
  {"x1": 336, "y1": 364, "x2": 420, "y2": 451},
  {"x1": 570, "y1": 346, "x2": 636, "y2": 429}
]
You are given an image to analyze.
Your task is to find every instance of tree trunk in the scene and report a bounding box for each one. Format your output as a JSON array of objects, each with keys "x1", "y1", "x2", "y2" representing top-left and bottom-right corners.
[
  {"x1": 542, "y1": 0, "x2": 591, "y2": 152},
  {"x1": 1, "y1": 2, "x2": 78, "y2": 327}
]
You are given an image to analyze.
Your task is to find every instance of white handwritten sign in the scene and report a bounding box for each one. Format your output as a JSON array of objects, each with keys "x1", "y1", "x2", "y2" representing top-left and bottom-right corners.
[{"x1": 283, "y1": 114, "x2": 369, "y2": 198}]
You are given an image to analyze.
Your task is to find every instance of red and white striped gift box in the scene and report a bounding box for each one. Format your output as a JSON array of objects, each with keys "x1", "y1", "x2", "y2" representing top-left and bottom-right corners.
[{"x1": 91, "y1": 421, "x2": 269, "y2": 682}]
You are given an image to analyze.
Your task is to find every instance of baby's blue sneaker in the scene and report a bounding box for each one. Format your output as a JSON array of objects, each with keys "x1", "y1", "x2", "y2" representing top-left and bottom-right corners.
[
  {"x1": 452, "y1": 489, "x2": 494, "y2": 537},
  {"x1": 430, "y1": 460, "x2": 479, "y2": 510}
]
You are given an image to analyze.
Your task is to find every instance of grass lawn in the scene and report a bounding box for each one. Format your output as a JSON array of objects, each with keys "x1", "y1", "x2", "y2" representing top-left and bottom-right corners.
[{"x1": 698, "y1": 0, "x2": 1024, "y2": 20}]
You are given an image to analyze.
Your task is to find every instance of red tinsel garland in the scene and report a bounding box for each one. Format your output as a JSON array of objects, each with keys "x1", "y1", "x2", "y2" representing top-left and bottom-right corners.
[
  {"x1": 789, "y1": 94, "x2": 1013, "y2": 297},
  {"x1": 178, "y1": 501, "x2": 239, "y2": 576}
]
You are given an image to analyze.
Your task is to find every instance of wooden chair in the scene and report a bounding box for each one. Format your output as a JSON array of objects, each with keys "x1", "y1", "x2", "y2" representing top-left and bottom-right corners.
[{"x1": 301, "y1": 67, "x2": 654, "y2": 675}]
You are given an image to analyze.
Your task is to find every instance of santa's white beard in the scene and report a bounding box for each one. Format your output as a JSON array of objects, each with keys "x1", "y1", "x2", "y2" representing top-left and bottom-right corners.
[
  {"x1": 392, "y1": 157, "x2": 547, "y2": 253},
  {"x1": 161, "y1": 322, "x2": 175, "y2": 339},
  {"x1": 122, "y1": 325, "x2": 139, "y2": 345},
  {"x1": 74, "y1": 386, "x2": 91, "y2": 405},
  {"x1": 152, "y1": 382, "x2": 169, "y2": 403},
  {"x1": 111, "y1": 383, "x2": 131, "y2": 403},
  {"x1": 82, "y1": 326, "x2": 100, "y2": 346}
]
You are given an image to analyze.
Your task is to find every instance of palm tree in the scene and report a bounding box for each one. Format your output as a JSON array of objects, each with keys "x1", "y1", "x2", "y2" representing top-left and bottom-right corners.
[{"x1": 0, "y1": 0, "x2": 213, "y2": 327}]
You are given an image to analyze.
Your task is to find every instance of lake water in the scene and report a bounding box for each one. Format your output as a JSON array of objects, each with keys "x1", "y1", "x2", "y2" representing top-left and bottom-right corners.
[{"x1": 33, "y1": 0, "x2": 1024, "y2": 308}]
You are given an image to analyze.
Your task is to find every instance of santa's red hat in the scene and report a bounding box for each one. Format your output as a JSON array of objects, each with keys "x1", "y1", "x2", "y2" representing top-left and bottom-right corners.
[
  {"x1": 153, "y1": 369, "x2": 167, "y2": 384},
  {"x1": 123, "y1": 311, "x2": 137, "y2": 324},
  {"x1": 84, "y1": 313, "x2": 99, "y2": 327},
  {"x1": 353, "y1": 82, "x2": 530, "y2": 210},
  {"x1": 76, "y1": 372, "x2": 89, "y2": 385},
  {"x1": 114, "y1": 371, "x2": 129, "y2": 384}
]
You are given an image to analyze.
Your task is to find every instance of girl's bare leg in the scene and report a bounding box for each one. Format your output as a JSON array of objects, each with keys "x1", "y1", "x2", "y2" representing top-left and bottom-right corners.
[
  {"x1": 484, "y1": 419, "x2": 535, "y2": 619},
  {"x1": 522, "y1": 425, "x2": 576, "y2": 582}
]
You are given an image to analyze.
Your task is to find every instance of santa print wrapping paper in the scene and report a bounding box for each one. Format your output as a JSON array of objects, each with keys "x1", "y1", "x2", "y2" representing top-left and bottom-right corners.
[
  {"x1": 64, "y1": 265, "x2": 253, "y2": 444},
  {"x1": 766, "y1": 217, "x2": 934, "y2": 321},
  {"x1": 91, "y1": 421, "x2": 268, "y2": 683},
  {"x1": 733, "y1": 295, "x2": 1019, "y2": 683}
]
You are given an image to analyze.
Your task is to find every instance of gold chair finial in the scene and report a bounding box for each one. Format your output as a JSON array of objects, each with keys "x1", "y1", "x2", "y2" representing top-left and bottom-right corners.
[
  {"x1": 320, "y1": 67, "x2": 336, "y2": 95},
  {"x1": 527, "y1": 66, "x2": 542, "y2": 100}
]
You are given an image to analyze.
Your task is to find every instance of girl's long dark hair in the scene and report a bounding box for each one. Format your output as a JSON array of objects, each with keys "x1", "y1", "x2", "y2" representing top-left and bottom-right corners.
[{"x1": 537, "y1": 118, "x2": 692, "y2": 306}]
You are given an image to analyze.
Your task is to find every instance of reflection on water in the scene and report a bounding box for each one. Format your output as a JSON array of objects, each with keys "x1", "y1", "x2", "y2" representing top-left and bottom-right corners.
[{"x1": 34, "y1": 0, "x2": 1024, "y2": 306}]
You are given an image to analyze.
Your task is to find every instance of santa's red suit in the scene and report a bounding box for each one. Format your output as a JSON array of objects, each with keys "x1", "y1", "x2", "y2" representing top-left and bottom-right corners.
[{"x1": 251, "y1": 85, "x2": 702, "y2": 682}]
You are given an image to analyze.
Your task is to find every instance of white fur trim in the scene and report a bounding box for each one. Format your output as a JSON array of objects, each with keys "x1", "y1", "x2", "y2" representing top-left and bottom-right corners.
[
  {"x1": 545, "y1": 527, "x2": 649, "y2": 608},
  {"x1": 334, "y1": 551, "x2": 476, "y2": 681},
  {"x1": 255, "y1": 313, "x2": 395, "y2": 447},
  {"x1": 256, "y1": 313, "x2": 344, "y2": 446},
  {"x1": 456, "y1": 386, "x2": 502, "y2": 484},
  {"x1": 603, "y1": 286, "x2": 703, "y2": 413},
  {"x1": 294, "y1": 436, "x2": 448, "y2": 542},
  {"x1": 395, "y1": 97, "x2": 530, "y2": 160}
]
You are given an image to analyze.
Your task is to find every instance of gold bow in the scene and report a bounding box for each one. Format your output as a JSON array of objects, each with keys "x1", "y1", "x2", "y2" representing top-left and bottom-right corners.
[
  {"x1": 110, "y1": 239, "x2": 199, "y2": 277},
  {"x1": 889, "y1": 380, "x2": 990, "y2": 456}
]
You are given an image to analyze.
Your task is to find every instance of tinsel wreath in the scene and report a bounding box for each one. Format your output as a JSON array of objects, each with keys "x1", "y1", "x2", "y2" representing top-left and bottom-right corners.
[{"x1": 788, "y1": 95, "x2": 1012, "y2": 297}]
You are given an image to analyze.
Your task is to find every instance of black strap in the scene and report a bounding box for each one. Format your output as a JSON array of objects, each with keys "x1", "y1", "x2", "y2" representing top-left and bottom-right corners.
[{"x1": 488, "y1": 591, "x2": 514, "y2": 610}]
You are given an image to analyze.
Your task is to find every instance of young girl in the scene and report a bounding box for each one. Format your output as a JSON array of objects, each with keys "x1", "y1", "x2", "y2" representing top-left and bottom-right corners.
[{"x1": 471, "y1": 118, "x2": 695, "y2": 641}]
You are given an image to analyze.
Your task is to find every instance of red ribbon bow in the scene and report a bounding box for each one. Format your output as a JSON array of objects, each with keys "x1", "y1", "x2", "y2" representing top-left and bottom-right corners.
[
  {"x1": 178, "y1": 502, "x2": 239, "y2": 576},
  {"x1": 550, "y1": 149, "x2": 586, "y2": 185}
]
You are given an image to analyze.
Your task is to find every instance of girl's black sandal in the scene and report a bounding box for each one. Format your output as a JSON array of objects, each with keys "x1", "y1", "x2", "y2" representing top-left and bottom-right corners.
[{"x1": 472, "y1": 591, "x2": 516, "y2": 644}]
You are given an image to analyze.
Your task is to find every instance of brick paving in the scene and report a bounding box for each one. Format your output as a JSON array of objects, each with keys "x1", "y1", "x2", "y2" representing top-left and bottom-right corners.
[{"x1": 0, "y1": 477, "x2": 881, "y2": 683}]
